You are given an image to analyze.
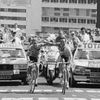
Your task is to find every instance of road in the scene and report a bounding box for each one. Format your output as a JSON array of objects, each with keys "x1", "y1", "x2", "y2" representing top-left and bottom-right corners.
[{"x1": 0, "y1": 77, "x2": 100, "y2": 100}]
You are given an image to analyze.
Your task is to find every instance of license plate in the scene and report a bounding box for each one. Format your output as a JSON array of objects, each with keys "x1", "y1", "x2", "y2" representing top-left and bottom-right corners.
[
  {"x1": 0, "y1": 75, "x2": 11, "y2": 79},
  {"x1": 48, "y1": 65, "x2": 55, "y2": 70},
  {"x1": 0, "y1": 71, "x2": 13, "y2": 75}
]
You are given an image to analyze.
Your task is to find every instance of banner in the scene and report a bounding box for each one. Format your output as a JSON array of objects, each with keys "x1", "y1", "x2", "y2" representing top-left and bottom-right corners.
[{"x1": 0, "y1": 0, "x2": 31, "y2": 6}]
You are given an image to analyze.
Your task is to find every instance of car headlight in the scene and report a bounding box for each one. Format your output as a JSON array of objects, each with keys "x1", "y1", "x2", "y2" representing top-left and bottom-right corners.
[{"x1": 74, "y1": 66, "x2": 90, "y2": 74}]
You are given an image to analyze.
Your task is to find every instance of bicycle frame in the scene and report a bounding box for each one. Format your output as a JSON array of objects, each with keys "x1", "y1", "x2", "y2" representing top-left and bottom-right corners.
[
  {"x1": 28, "y1": 62, "x2": 43, "y2": 93},
  {"x1": 57, "y1": 60, "x2": 70, "y2": 95}
]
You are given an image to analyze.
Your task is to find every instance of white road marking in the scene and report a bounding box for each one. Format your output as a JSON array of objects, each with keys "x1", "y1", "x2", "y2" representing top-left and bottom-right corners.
[
  {"x1": 91, "y1": 99, "x2": 100, "y2": 100},
  {"x1": 56, "y1": 89, "x2": 62, "y2": 92},
  {"x1": 74, "y1": 89, "x2": 84, "y2": 92},
  {"x1": 39, "y1": 98, "x2": 59, "y2": 100},
  {"x1": 1, "y1": 98, "x2": 33, "y2": 100},
  {"x1": 86, "y1": 90, "x2": 97, "y2": 93},
  {"x1": 34, "y1": 89, "x2": 42, "y2": 92},
  {"x1": 64, "y1": 98, "x2": 87, "y2": 100},
  {"x1": 0, "y1": 90, "x2": 8, "y2": 92},
  {"x1": 43, "y1": 90, "x2": 53, "y2": 92},
  {"x1": 11, "y1": 90, "x2": 29, "y2": 92}
]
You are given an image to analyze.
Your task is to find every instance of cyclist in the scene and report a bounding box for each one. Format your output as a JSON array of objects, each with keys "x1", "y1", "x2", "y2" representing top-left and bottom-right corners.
[
  {"x1": 27, "y1": 37, "x2": 43, "y2": 86},
  {"x1": 55, "y1": 30, "x2": 72, "y2": 88}
]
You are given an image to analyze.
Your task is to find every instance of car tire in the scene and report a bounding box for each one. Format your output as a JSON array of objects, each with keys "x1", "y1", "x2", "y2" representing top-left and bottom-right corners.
[
  {"x1": 21, "y1": 78, "x2": 28, "y2": 85},
  {"x1": 69, "y1": 71, "x2": 77, "y2": 87}
]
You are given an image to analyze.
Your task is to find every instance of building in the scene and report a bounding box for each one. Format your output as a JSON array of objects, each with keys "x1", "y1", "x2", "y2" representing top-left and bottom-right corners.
[
  {"x1": 0, "y1": 0, "x2": 41, "y2": 36},
  {"x1": 0, "y1": 0, "x2": 97, "y2": 35},
  {"x1": 42, "y1": 0, "x2": 97, "y2": 33}
]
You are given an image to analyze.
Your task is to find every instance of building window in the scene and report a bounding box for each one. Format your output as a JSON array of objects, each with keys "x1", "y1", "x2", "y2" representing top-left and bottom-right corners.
[
  {"x1": 78, "y1": 19, "x2": 86, "y2": 23},
  {"x1": 54, "y1": 13, "x2": 60, "y2": 16},
  {"x1": 87, "y1": 19, "x2": 96, "y2": 24},
  {"x1": 0, "y1": 8, "x2": 26, "y2": 13},
  {"x1": 59, "y1": 18, "x2": 67, "y2": 23},
  {"x1": 86, "y1": 9, "x2": 90, "y2": 16},
  {"x1": 63, "y1": 8, "x2": 69, "y2": 11},
  {"x1": 69, "y1": 0, "x2": 77, "y2": 3},
  {"x1": 51, "y1": 0, "x2": 58, "y2": 3},
  {"x1": 8, "y1": 8, "x2": 26, "y2": 13},
  {"x1": 54, "y1": 8, "x2": 60, "y2": 11},
  {"x1": 75, "y1": 9, "x2": 79, "y2": 16},
  {"x1": 0, "y1": 16, "x2": 26, "y2": 21},
  {"x1": 1, "y1": 24, "x2": 26, "y2": 29},
  {"x1": 60, "y1": 0, "x2": 68, "y2": 3},
  {"x1": 50, "y1": 17, "x2": 58, "y2": 22},
  {"x1": 91, "y1": 14, "x2": 97, "y2": 17},
  {"x1": 63, "y1": 13, "x2": 69, "y2": 16},
  {"x1": 88, "y1": 0, "x2": 97, "y2": 4},
  {"x1": 42, "y1": 17, "x2": 49, "y2": 22},
  {"x1": 91, "y1": 9, "x2": 97, "y2": 13},
  {"x1": 78, "y1": 0, "x2": 87, "y2": 4},
  {"x1": 69, "y1": 18, "x2": 77, "y2": 23},
  {"x1": 42, "y1": 0, "x2": 49, "y2": 2}
]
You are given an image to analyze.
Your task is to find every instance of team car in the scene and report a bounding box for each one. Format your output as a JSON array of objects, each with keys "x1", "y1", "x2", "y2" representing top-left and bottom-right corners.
[
  {"x1": 70, "y1": 42, "x2": 100, "y2": 86},
  {"x1": 0, "y1": 43, "x2": 28, "y2": 84}
]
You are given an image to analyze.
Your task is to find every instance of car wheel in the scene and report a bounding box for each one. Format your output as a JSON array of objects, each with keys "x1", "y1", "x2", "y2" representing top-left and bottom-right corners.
[
  {"x1": 21, "y1": 78, "x2": 28, "y2": 85},
  {"x1": 69, "y1": 71, "x2": 77, "y2": 87}
]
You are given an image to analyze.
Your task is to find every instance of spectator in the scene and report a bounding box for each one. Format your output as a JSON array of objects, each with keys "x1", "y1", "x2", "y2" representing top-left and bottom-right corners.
[
  {"x1": 3, "y1": 25, "x2": 10, "y2": 43},
  {"x1": 71, "y1": 31, "x2": 81, "y2": 55},
  {"x1": 10, "y1": 30, "x2": 22, "y2": 45},
  {"x1": 13, "y1": 23, "x2": 22, "y2": 38},
  {"x1": 80, "y1": 27, "x2": 90, "y2": 42}
]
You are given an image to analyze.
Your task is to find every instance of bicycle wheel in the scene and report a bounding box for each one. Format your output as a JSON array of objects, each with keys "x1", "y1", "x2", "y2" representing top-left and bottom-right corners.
[
  {"x1": 62, "y1": 70, "x2": 66, "y2": 95},
  {"x1": 30, "y1": 68, "x2": 37, "y2": 93}
]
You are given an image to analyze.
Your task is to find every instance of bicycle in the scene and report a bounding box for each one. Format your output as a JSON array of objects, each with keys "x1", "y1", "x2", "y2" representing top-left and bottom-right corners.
[
  {"x1": 27, "y1": 61, "x2": 38, "y2": 93},
  {"x1": 59, "y1": 59, "x2": 70, "y2": 95}
]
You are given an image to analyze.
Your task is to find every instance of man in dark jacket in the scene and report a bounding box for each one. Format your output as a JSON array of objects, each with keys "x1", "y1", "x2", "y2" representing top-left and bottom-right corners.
[{"x1": 27, "y1": 38, "x2": 41, "y2": 62}]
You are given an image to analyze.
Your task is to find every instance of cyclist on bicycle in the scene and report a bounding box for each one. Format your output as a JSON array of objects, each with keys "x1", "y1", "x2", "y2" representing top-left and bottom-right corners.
[
  {"x1": 55, "y1": 30, "x2": 72, "y2": 87},
  {"x1": 27, "y1": 36, "x2": 42, "y2": 86}
]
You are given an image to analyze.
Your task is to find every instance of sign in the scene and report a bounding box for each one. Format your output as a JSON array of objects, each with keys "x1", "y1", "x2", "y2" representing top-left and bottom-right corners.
[
  {"x1": 88, "y1": 61, "x2": 100, "y2": 68},
  {"x1": 79, "y1": 43, "x2": 100, "y2": 50},
  {"x1": 0, "y1": 43, "x2": 22, "y2": 48}
]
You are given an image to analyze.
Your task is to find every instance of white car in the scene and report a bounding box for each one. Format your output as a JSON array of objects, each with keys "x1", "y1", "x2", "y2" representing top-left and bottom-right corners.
[
  {"x1": 70, "y1": 43, "x2": 100, "y2": 86},
  {"x1": 0, "y1": 43, "x2": 28, "y2": 84}
]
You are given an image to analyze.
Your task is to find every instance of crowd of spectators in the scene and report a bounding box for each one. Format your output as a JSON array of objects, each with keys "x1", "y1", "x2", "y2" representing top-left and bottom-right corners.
[{"x1": 0, "y1": 23, "x2": 26, "y2": 45}]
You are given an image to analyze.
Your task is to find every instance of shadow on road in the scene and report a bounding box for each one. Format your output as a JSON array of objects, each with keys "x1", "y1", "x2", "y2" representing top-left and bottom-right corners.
[
  {"x1": 0, "y1": 82, "x2": 21, "y2": 86},
  {"x1": 73, "y1": 83, "x2": 100, "y2": 89}
]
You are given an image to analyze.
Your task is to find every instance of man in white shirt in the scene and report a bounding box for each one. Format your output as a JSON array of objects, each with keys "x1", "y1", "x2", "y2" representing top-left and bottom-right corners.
[
  {"x1": 10, "y1": 31, "x2": 22, "y2": 45},
  {"x1": 13, "y1": 23, "x2": 22, "y2": 38}
]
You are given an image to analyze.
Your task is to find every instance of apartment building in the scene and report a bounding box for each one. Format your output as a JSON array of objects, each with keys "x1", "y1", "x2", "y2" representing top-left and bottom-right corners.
[
  {"x1": 0, "y1": 0, "x2": 41, "y2": 35},
  {"x1": 42, "y1": 0, "x2": 97, "y2": 33},
  {"x1": 0, "y1": 0, "x2": 97, "y2": 34}
]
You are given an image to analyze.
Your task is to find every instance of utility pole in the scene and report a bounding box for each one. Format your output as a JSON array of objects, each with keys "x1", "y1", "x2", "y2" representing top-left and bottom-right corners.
[{"x1": 96, "y1": 0, "x2": 100, "y2": 28}]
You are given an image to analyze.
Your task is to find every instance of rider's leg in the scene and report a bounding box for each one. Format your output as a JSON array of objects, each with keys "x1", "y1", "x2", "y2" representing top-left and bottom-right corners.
[
  {"x1": 34, "y1": 57, "x2": 38, "y2": 86},
  {"x1": 62, "y1": 55, "x2": 70, "y2": 88}
]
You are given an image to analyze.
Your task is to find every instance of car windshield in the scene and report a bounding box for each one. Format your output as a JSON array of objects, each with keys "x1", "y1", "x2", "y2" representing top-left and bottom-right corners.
[
  {"x1": 0, "y1": 48, "x2": 25, "y2": 58},
  {"x1": 75, "y1": 49, "x2": 100, "y2": 60}
]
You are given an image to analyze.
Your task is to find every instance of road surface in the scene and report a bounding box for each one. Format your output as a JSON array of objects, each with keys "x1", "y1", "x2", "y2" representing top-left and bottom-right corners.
[{"x1": 0, "y1": 77, "x2": 100, "y2": 100}]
